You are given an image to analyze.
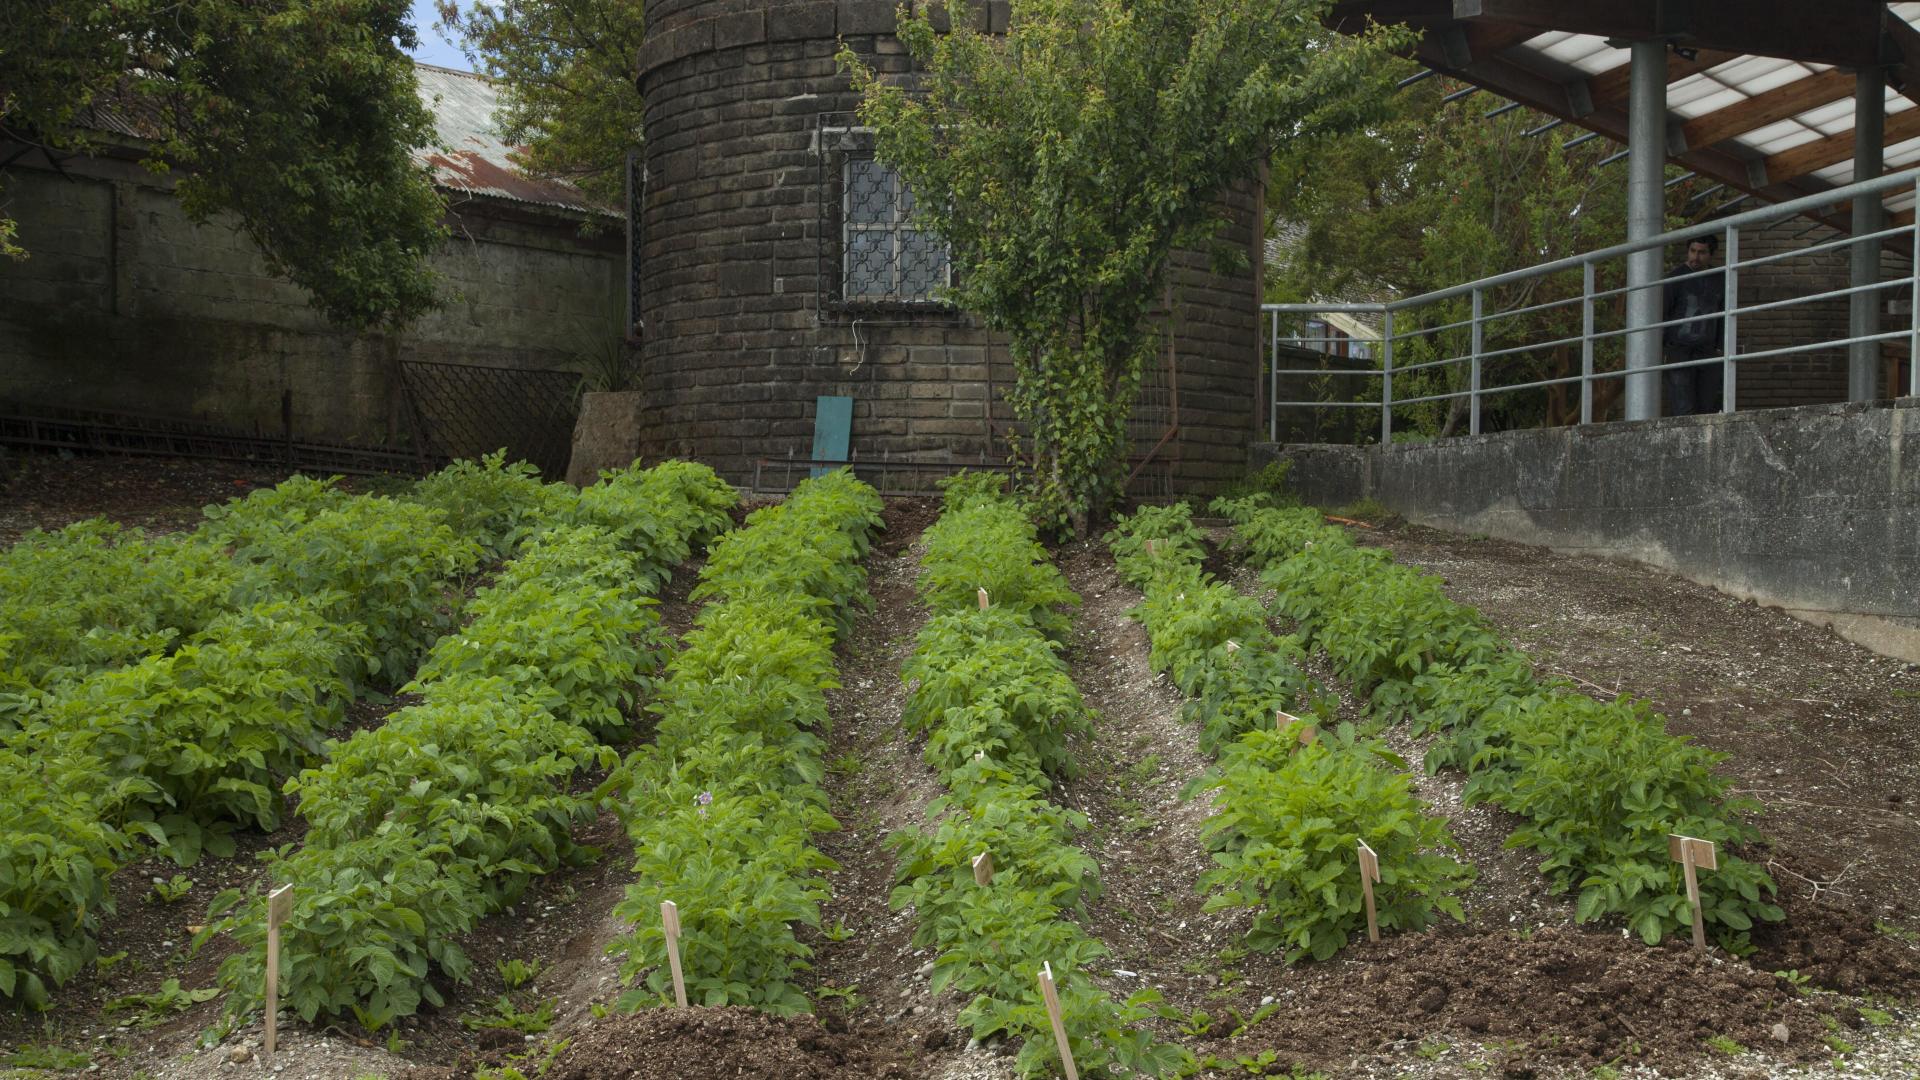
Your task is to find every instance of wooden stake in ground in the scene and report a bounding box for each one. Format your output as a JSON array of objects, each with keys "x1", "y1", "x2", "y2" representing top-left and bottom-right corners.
[
  {"x1": 1356, "y1": 840, "x2": 1381, "y2": 943},
  {"x1": 264, "y1": 885, "x2": 292, "y2": 1055},
  {"x1": 661, "y1": 900, "x2": 690, "y2": 1007},
  {"x1": 1668, "y1": 834, "x2": 1719, "y2": 949},
  {"x1": 972, "y1": 850, "x2": 995, "y2": 886},
  {"x1": 1276, "y1": 709, "x2": 1314, "y2": 746},
  {"x1": 1225, "y1": 639, "x2": 1240, "y2": 656},
  {"x1": 978, "y1": 586, "x2": 990, "y2": 610},
  {"x1": 1037, "y1": 962, "x2": 1080, "y2": 1080}
]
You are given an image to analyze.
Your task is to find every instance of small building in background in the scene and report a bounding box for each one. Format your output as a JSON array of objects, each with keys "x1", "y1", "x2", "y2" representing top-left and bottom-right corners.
[{"x1": 0, "y1": 64, "x2": 622, "y2": 475}]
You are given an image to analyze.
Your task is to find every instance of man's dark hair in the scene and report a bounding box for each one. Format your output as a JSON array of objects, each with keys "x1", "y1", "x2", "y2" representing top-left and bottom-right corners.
[{"x1": 1686, "y1": 235, "x2": 1719, "y2": 254}]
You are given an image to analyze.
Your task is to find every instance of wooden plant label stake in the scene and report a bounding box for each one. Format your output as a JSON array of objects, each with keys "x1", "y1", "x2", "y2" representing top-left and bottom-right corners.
[
  {"x1": 1038, "y1": 962, "x2": 1080, "y2": 1080},
  {"x1": 972, "y1": 850, "x2": 995, "y2": 886},
  {"x1": 1356, "y1": 840, "x2": 1381, "y2": 943},
  {"x1": 977, "y1": 586, "x2": 990, "y2": 610},
  {"x1": 1276, "y1": 709, "x2": 1315, "y2": 746},
  {"x1": 1145, "y1": 538, "x2": 1160, "y2": 555},
  {"x1": 264, "y1": 885, "x2": 292, "y2": 1055},
  {"x1": 1224, "y1": 640, "x2": 1240, "y2": 655},
  {"x1": 661, "y1": 900, "x2": 689, "y2": 1007},
  {"x1": 1667, "y1": 834, "x2": 1719, "y2": 949}
]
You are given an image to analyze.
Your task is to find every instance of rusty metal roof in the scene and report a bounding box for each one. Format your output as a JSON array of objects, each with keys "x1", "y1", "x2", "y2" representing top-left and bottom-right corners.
[{"x1": 412, "y1": 63, "x2": 616, "y2": 218}]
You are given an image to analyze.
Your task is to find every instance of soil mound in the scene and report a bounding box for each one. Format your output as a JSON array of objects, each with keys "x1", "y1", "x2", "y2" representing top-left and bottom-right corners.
[
  {"x1": 1748, "y1": 893, "x2": 1920, "y2": 996},
  {"x1": 539, "y1": 1006, "x2": 925, "y2": 1080},
  {"x1": 1265, "y1": 926, "x2": 1846, "y2": 1074}
]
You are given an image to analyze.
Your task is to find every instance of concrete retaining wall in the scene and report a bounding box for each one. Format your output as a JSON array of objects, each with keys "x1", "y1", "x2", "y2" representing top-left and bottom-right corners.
[{"x1": 1255, "y1": 399, "x2": 1920, "y2": 662}]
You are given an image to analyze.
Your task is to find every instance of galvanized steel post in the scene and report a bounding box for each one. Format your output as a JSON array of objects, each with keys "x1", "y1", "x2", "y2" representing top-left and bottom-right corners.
[
  {"x1": 1469, "y1": 287, "x2": 1484, "y2": 436},
  {"x1": 1624, "y1": 40, "x2": 1667, "y2": 421},
  {"x1": 1580, "y1": 261, "x2": 1596, "y2": 424},
  {"x1": 1381, "y1": 310, "x2": 1395, "y2": 445},
  {"x1": 1722, "y1": 225, "x2": 1739, "y2": 412},
  {"x1": 1851, "y1": 65, "x2": 1887, "y2": 402}
]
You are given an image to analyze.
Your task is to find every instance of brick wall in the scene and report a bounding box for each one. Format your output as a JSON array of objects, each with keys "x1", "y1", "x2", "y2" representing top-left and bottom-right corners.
[
  {"x1": 1732, "y1": 217, "x2": 1914, "y2": 409},
  {"x1": 635, "y1": 0, "x2": 1261, "y2": 493},
  {"x1": 0, "y1": 152, "x2": 623, "y2": 445}
]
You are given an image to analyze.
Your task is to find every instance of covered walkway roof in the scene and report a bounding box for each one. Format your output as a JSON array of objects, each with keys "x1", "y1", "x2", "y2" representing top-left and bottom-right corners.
[{"x1": 1327, "y1": 1, "x2": 1920, "y2": 227}]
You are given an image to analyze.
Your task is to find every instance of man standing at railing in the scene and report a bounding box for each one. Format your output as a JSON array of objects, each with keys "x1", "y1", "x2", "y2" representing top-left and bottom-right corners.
[{"x1": 1661, "y1": 236, "x2": 1725, "y2": 416}]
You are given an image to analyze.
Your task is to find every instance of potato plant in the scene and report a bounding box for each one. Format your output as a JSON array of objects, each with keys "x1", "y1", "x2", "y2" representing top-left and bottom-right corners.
[
  {"x1": 610, "y1": 470, "x2": 882, "y2": 1017},
  {"x1": 205, "y1": 462, "x2": 736, "y2": 1027},
  {"x1": 895, "y1": 493, "x2": 1189, "y2": 1079},
  {"x1": 1107, "y1": 504, "x2": 1474, "y2": 966},
  {"x1": 1214, "y1": 500, "x2": 1782, "y2": 951}
]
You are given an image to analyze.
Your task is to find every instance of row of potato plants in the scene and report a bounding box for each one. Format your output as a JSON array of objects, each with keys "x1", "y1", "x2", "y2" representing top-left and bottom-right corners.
[
  {"x1": 607, "y1": 470, "x2": 884, "y2": 1016},
  {"x1": 1214, "y1": 498, "x2": 1782, "y2": 951},
  {"x1": 891, "y1": 478, "x2": 1189, "y2": 1079},
  {"x1": 201, "y1": 460, "x2": 739, "y2": 1028},
  {"x1": 1105, "y1": 504, "x2": 1474, "y2": 965},
  {"x1": 0, "y1": 460, "x2": 538, "y2": 1008}
]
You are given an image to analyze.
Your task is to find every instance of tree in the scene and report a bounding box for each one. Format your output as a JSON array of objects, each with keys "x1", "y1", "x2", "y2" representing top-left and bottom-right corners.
[
  {"x1": 1267, "y1": 74, "x2": 1709, "y2": 435},
  {"x1": 0, "y1": 0, "x2": 447, "y2": 328},
  {"x1": 435, "y1": 0, "x2": 645, "y2": 209},
  {"x1": 843, "y1": 0, "x2": 1410, "y2": 536}
]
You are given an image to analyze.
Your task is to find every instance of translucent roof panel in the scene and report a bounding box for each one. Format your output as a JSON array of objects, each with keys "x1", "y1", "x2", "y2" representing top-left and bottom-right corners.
[
  {"x1": 1532, "y1": 32, "x2": 1620, "y2": 74},
  {"x1": 1744, "y1": 122, "x2": 1822, "y2": 157}
]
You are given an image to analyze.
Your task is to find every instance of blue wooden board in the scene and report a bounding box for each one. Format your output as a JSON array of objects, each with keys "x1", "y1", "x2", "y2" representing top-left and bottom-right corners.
[{"x1": 810, "y1": 395, "x2": 853, "y2": 478}]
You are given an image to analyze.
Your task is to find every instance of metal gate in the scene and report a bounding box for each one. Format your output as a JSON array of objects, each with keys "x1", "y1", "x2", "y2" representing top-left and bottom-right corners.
[{"x1": 399, "y1": 360, "x2": 582, "y2": 478}]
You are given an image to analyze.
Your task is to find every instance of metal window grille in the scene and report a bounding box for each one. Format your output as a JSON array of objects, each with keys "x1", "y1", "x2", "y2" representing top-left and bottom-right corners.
[{"x1": 841, "y1": 157, "x2": 950, "y2": 302}]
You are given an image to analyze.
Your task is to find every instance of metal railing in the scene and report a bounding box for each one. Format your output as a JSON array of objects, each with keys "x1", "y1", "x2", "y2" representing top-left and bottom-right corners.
[{"x1": 1265, "y1": 168, "x2": 1920, "y2": 444}]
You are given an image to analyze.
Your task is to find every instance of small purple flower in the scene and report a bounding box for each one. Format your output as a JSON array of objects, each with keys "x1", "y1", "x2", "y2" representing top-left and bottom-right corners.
[{"x1": 695, "y1": 790, "x2": 712, "y2": 817}]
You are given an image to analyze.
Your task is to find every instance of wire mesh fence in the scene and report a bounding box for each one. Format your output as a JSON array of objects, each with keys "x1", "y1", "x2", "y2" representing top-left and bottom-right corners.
[{"x1": 399, "y1": 360, "x2": 583, "y2": 478}]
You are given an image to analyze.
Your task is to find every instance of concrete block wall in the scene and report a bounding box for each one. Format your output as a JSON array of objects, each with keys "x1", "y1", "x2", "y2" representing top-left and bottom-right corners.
[
  {"x1": 635, "y1": 0, "x2": 1261, "y2": 492},
  {"x1": 0, "y1": 154, "x2": 624, "y2": 445},
  {"x1": 1255, "y1": 399, "x2": 1920, "y2": 662}
]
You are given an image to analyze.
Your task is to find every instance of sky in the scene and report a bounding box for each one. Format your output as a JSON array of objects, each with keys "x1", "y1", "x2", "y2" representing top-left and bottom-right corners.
[{"x1": 405, "y1": 0, "x2": 474, "y2": 71}]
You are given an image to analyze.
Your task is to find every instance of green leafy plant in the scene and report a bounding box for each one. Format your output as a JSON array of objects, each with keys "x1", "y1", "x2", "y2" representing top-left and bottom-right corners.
[
  {"x1": 842, "y1": 0, "x2": 1409, "y2": 536},
  {"x1": 497, "y1": 958, "x2": 542, "y2": 991},
  {"x1": 205, "y1": 461, "x2": 736, "y2": 1030},
  {"x1": 609, "y1": 471, "x2": 882, "y2": 1018},
  {"x1": 104, "y1": 979, "x2": 220, "y2": 1027},
  {"x1": 881, "y1": 489, "x2": 1191, "y2": 1078},
  {"x1": 1216, "y1": 500, "x2": 1783, "y2": 952},
  {"x1": 462, "y1": 995, "x2": 556, "y2": 1035},
  {"x1": 148, "y1": 875, "x2": 194, "y2": 904}
]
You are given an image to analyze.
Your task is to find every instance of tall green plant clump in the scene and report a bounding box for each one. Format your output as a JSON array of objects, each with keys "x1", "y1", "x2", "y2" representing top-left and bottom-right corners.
[
  {"x1": 0, "y1": 521, "x2": 240, "y2": 725},
  {"x1": 1215, "y1": 501, "x2": 1782, "y2": 951},
  {"x1": 204, "y1": 461, "x2": 738, "y2": 1028},
  {"x1": 1107, "y1": 505, "x2": 1473, "y2": 963},
  {"x1": 608, "y1": 471, "x2": 883, "y2": 1016},
  {"x1": 842, "y1": 0, "x2": 1410, "y2": 535},
  {"x1": 0, "y1": 461, "x2": 524, "y2": 1007},
  {"x1": 890, "y1": 486, "x2": 1189, "y2": 1078}
]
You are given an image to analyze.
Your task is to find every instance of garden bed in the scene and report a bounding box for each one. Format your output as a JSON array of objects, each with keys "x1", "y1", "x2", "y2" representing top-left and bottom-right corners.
[{"x1": 0, "y1": 452, "x2": 1915, "y2": 1080}]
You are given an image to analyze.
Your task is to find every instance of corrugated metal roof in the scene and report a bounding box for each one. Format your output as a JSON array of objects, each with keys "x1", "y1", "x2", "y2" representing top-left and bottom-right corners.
[{"x1": 412, "y1": 63, "x2": 615, "y2": 218}]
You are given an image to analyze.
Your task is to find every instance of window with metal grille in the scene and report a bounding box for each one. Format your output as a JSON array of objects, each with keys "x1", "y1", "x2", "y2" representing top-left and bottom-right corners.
[{"x1": 841, "y1": 157, "x2": 950, "y2": 303}]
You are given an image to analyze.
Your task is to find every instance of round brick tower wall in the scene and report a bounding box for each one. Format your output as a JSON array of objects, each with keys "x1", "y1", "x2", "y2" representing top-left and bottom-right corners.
[{"x1": 635, "y1": 0, "x2": 1263, "y2": 494}]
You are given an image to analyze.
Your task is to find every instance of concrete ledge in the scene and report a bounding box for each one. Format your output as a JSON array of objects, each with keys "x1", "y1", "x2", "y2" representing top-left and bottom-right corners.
[{"x1": 1257, "y1": 400, "x2": 1920, "y2": 663}]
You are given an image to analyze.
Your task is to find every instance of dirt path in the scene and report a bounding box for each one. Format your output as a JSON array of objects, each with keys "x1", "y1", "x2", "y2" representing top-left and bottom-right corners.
[{"x1": 801, "y1": 499, "x2": 1012, "y2": 1080}]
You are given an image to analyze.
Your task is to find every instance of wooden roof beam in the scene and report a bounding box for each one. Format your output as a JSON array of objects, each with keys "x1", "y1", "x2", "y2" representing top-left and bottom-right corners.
[
  {"x1": 1452, "y1": 0, "x2": 1889, "y2": 68},
  {"x1": 1587, "y1": 48, "x2": 1742, "y2": 108},
  {"x1": 1676, "y1": 69, "x2": 1857, "y2": 152},
  {"x1": 1763, "y1": 107, "x2": 1920, "y2": 183}
]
